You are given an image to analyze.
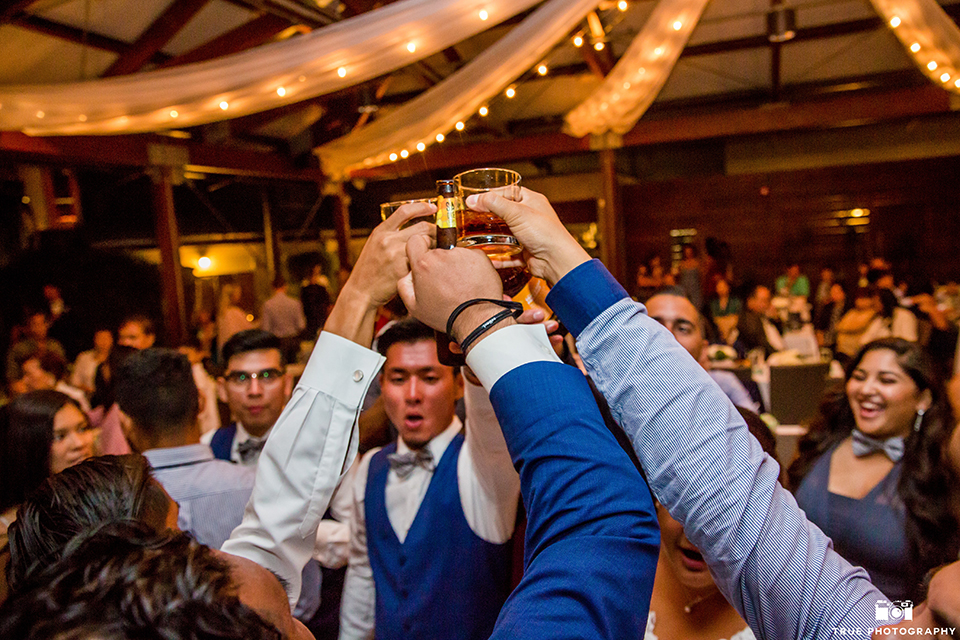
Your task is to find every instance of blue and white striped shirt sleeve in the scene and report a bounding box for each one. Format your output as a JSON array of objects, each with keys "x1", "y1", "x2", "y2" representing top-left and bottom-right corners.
[{"x1": 546, "y1": 259, "x2": 885, "y2": 640}]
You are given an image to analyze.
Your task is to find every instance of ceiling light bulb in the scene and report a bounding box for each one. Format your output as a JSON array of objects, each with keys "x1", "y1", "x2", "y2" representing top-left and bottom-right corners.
[
  {"x1": 416, "y1": 142, "x2": 426, "y2": 152},
  {"x1": 618, "y1": 0, "x2": 628, "y2": 10},
  {"x1": 299, "y1": 75, "x2": 306, "y2": 82},
  {"x1": 479, "y1": 9, "x2": 488, "y2": 20},
  {"x1": 389, "y1": 152, "x2": 398, "y2": 161},
  {"x1": 276, "y1": 87, "x2": 286, "y2": 97},
  {"x1": 928, "y1": 61, "x2": 938, "y2": 70},
  {"x1": 400, "y1": 149, "x2": 409, "y2": 158},
  {"x1": 594, "y1": 42, "x2": 605, "y2": 51},
  {"x1": 673, "y1": 20, "x2": 683, "y2": 30},
  {"x1": 654, "y1": 47, "x2": 664, "y2": 56},
  {"x1": 455, "y1": 121, "x2": 465, "y2": 131},
  {"x1": 219, "y1": 101, "x2": 229, "y2": 110},
  {"x1": 573, "y1": 35, "x2": 584, "y2": 47},
  {"x1": 36, "y1": 111, "x2": 45, "y2": 118},
  {"x1": 337, "y1": 67, "x2": 347, "y2": 77},
  {"x1": 956, "y1": 78, "x2": 960, "y2": 88},
  {"x1": 505, "y1": 87, "x2": 516, "y2": 98},
  {"x1": 407, "y1": 42, "x2": 416, "y2": 53},
  {"x1": 170, "y1": 110, "x2": 179, "y2": 118},
  {"x1": 889, "y1": 16, "x2": 901, "y2": 27},
  {"x1": 940, "y1": 72, "x2": 950, "y2": 82},
  {"x1": 479, "y1": 106, "x2": 489, "y2": 116},
  {"x1": 537, "y1": 64, "x2": 548, "y2": 75},
  {"x1": 436, "y1": 133, "x2": 445, "y2": 142},
  {"x1": 623, "y1": 82, "x2": 631, "y2": 89},
  {"x1": 910, "y1": 42, "x2": 920, "y2": 52},
  {"x1": 198, "y1": 256, "x2": 212, "y2": 270}
]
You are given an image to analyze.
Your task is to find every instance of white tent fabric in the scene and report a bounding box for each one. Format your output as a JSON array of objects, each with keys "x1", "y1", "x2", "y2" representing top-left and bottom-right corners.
[
  {"x1": 316, "y1": 0, "x2": 602, "y2": 179},
  {"x1": 867, "y1": 0, "x2": 960, "y2": 94},
  {"x1": 0, "y1": 0, "x2": 542, "y2": 135},
  {"x1": 564, "y1": 0, "x2": 710, "y2": 137}
]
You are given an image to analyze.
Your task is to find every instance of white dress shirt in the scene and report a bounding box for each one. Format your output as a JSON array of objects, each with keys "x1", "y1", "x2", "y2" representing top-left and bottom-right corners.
[{"x1": 338, "y1": 377, "x2": 522, "y2": 640}]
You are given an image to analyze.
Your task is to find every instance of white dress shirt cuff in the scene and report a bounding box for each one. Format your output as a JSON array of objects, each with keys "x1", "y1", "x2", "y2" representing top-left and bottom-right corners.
[
  {"x1": 466, "y1": 323, "x2": 561, "y2": 390},
  {"x1": 302, "y1": 332, "x2": 385, "y2": 403}
]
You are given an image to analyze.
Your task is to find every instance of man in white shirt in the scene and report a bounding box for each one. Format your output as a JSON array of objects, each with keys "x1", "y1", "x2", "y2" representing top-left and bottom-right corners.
[{"x1": 338, "y1": 318, "x2": 520, "y2": 640}]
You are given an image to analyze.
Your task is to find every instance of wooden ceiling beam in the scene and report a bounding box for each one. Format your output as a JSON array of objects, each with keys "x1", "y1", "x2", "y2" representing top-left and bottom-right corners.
[
  {"x1": 0, "y1": 0, "x2": 35, "y2": 22},
  {"x1": 9, "y1": 14, "x2": 169, "y2": 64},
  {"x1": 103, "y1": 0, "x2": 210, "y2": 77},
  {"x1": 158, "y1": 13, "x2": 291, "y2": 68}
]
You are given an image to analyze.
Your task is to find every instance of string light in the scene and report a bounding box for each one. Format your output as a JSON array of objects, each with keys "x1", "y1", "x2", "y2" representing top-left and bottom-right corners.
[
  {"x1": 910, "y1": 42, "x2": 920, "y2": 52},
  {"x1": 455, "y1": 121, "x2": 465, "y2": 131},
  {"x1": 478, "y1": 105, "x2": 489, "y2": 116},
  {"x1": 941, "y1": 72, "x2": 951, "y2": 82},
  {"x1": 654, "y1": 47, "x2": 664, "y2": 56},
  {"x1": 337, "y1": 67, "x2": 347, "y2": 78},
  {"x1": 537, "y1": 64, "x2": 548, "y2": 75},
  {"x1": 170, "y1": 109, "x2": 179, "y2": 118},
  {"x1": 276, "y1": 87, "x2": 286, "y2": 97},
  {"x1": 618, "y1": 0, "x2": 628, "y2": 10},
  {"x1": 573, "y1": 35, "x2": 584, "y2": 47},
  {"x1": 436, "y1": 133, "x2": 445, "y2": 142},
  {"x1": 890, "y1": 16, "x2": 901, "y2": 27},
  {"x1": 594, "y1": 42, "x2": 605, "y2": 51},
  {"x1": 673, "y1": 20, "x2": 683, "y2": 30},
  {"x1": 78, "y1": 114, "x2": 87, "y2": 121},
  {"x1": 928, "y1": 61, "x2": 938, "y2": 70},
  {"x1": 219, "y1": 101, "x2": 229, "y2": 110},
  {"x1": 956, "y1": 78, "x2": 960, "y2": 88},
  {"x1": 36, "y1": 111, "x2": 44, "y2": 118},
  {"x1": 298, "y1": 75, "x2": 306, "y2": 82},
  {"x1": 505, "y1": 86, "x2": 516, "y2": 98},
  {"x1": 389, "y1": 152, "x2": 398, "y2": 161},
  {"x1": 623, "y1": 81, "x2": 631, "y2": 89},
  {"x1": 400, "y1": 149, "x2": 409, "y2": 158},
  {"x1": 479, "y1": 9, "x2": 488, "y2": 20},
  {"x1": 416, "y1": 142, "x2": 426, "y2": 152},
  {"x1": 407, "y1": 42, "x2": 417, "y2": 53}
]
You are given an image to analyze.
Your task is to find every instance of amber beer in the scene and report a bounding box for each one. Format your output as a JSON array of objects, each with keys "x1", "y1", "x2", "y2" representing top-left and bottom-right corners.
[{"x1": 454, "y1": 168, "x2": 530, "y2": 296}]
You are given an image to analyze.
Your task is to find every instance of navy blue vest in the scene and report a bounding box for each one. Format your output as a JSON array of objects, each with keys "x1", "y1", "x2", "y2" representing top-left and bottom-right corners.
[
  {"x1": 209, "y1": 424, "x2": 237, "y2": 461},
  {"x1": 366, "y1": 434, "x2": 512, "y2": 640}
]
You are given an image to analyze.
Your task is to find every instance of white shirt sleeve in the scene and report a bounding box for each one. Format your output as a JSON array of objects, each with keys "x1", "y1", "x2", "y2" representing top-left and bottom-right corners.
[
  {"x1": 313, "y1": 462, "x2": 357, "y2": 569},
  {"x1": 457, "y1": 378, "x2": 521, "y2": 544},
  {"x1": 466, "y1": 323, "x2": 561, "y2": 390},
  {"x1": 339, "y1": 451, "x2": 377, "y2": 640},
  {"x1": 221, "y1": 332, "x2": 384, "y2": 609}
]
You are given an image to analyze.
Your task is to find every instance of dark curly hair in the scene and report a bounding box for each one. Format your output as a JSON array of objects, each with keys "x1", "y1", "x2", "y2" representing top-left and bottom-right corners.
[
  {"x1": 787, "y1": 338, "x2": 960, "y2": 595},
  {"x1": 0, "y1": 523, "x2": 281, "y2": 640}
]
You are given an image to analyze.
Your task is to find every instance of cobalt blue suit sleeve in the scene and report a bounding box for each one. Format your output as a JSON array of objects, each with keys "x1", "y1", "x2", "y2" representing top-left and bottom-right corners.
[{"x1": 487, "y1": 360, "x2": 659, "y2": 640}]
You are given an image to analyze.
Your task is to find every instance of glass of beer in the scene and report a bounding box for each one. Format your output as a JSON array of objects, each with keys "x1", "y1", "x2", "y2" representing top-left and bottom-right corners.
[
  {"x1": 454, "y1": 168, "x2": 529, "y2": 296},
  {"x1": 380, "y1": 198, "x2": 437, "y2": 227}
]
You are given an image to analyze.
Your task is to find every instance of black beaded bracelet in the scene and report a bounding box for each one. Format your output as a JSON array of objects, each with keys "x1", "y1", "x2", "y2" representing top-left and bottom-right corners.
[
  {"x1": 458, "y1": 308, "x2": 519, "y2": 353},
  {"x1": 446, "y1": 298, "x2": 523, "y2": 338}
]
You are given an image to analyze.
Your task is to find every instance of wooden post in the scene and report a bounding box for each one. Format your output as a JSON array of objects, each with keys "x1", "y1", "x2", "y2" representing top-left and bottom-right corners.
[
  {"x1": 151, "y1": 166, "x2": 187, "y2": 346},
  {"x1": 330, "y1": 181, "x2": 353, "y2": 270},
  {"x1": 262, "y1": 188, "x2": 279, "y2": 281},
  {"x1": 597, "y1": 146, "x2": 625, "y2": 284}
]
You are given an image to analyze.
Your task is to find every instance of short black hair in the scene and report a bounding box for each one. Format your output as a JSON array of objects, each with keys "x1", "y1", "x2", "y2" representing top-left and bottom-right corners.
[
  {"x1": 221, "y1": 329, "x2": 285, "y2": 368},
  {"x1": 376, "y1": 318, "x2": 435, "y2": 357},
  {"x1": 7, "y1": 454, "x2": 171, "y2": 591},
  {"x1": 120, "y1": 314, "x2": 155, "y2": 337},
  {"x1": 114, "y1": 348, "x2": 199, "y2": 438},
  {"x1": 0, "y1": 524, "x2": 282, "y2": 640}
]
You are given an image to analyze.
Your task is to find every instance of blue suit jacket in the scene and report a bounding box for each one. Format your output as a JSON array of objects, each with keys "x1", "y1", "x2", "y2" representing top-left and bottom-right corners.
[{"x1": 487, "y1": 360, "x2": 659, "y2": 640}]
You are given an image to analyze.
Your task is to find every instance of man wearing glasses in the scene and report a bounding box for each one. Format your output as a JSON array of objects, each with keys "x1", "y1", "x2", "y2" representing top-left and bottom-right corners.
[{"x1": 206, "y1": 329, "x2": 293, "y2": 467}]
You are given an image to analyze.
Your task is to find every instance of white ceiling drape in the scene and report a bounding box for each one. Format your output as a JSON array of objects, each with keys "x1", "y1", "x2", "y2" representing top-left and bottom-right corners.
[
  {"x1": 0, "y1": 0, "x2": 542, "y2": 135},
  {"x1": 867, "y1": 0, "x2": 960, "y2": 93},
  {"x1": 316, "y1": 0, "x2": 603, "y2": 179},
  {"x1": 563, "y1": 0, "x2": 709, "y2": 137}
]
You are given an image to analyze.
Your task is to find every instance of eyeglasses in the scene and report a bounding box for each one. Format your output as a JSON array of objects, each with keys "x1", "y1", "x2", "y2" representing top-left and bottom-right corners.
[{"x1": 223, "y1": 368, "x2": 284, "y2": 387}]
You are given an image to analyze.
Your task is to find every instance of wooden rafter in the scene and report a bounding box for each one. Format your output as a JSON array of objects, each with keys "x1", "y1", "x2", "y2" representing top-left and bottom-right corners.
[
  {"x1": 0, "y1": 0, "x2": 35, "y2": 22},
  {"x1": 103, "y1": 0, "x2": 211, "y2": 77},
  {"x1": 158, "y1": 13, "x2": 291, "y2": 68}
]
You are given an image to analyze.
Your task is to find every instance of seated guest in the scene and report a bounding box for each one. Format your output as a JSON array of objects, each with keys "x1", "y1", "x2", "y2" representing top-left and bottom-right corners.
[
  {"x1": 814, "y1": 282, "x2": 846, "y2": 351},
  {"x1": 114, "y1": 348, "x2": 256, "y2": 549},
  {"x1": 69, "y1": 328, "x2": 113, "y2": 396},
  {"x1": 16, "y1": 350, "x2": 90, "y2": 412},
  {"x1": 5, "y1": 311, "x2": 66, "y2": 386},
  {"x1": 646, "y1": 289, "x2": 758, "y2": 412},
  {"x1": 736, "y1": 285, "x2": 782, "y2": 357},
  {"x1": 646, "y1": 408, "x2": 777, "y2": 640},
  {"x1": 1, "y1": 524, "x2": 311, "y2": 640},
  {"x1": 707, "y1": 278, "x2": 741, "y2": 343},
  {"x1": 0, "y1": 390, "x2": 99, "y2": 604},
  {"x1": 835, "y1": 287, "x2": 883, "y2": 361},
  {"x1": 775, "y1": 263, "x2": 810, "y2": 298},
  {"x1": 338, "y1": 318, "x2": 520, "y2": 640},
  {"x1": 788, "y1": 338, "x2": 959, "y2": 600},
  {"x1": 467, "y1": 187, "x2": 960, "y2": 639}
]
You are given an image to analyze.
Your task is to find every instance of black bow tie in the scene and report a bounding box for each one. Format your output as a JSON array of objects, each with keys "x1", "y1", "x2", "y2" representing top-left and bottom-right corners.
[
  {"x1": 851, "y1": 429, "x2": 905, "y2": 462},
  {"x1": 387, "y1": 449, "x2": 435, "y2": 479},
  {"x1": 237, "y1": 438, "x2": 266, "y2": 463}
]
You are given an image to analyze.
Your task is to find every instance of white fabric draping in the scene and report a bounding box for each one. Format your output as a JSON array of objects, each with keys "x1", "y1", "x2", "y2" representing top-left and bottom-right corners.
[
  {"x1": 867, "y1": 0, "x2": 960, "y2": 93},
  {"x1": 564, "y1": 0, "x2": 709, "y2": 138},
  {"x1": 316, "y1": 0, "x2": 602, "y2": 179},
  {"x1": 0, "y1": 0, "x2": 542, "y2": 135}
]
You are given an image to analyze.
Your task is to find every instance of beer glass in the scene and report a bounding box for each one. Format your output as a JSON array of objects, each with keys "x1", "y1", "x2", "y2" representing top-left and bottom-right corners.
[{"x1": 380, "y1": 198, "x2": 437, "y2": 227}]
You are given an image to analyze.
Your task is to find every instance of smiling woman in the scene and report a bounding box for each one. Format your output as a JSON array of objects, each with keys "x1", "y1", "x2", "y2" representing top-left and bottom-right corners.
[{"x1": 788, "y1": 338, "x2": 960, "y2": 601}]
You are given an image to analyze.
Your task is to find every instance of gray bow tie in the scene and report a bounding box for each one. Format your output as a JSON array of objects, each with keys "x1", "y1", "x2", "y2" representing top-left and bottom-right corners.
[
  {"x1": 387, "y1": 449, "x2": 435, "y2": 479},
  {"x1": 851, "y1": 429, "x2": 905, "y2": 462},
  {"x1": 237, "y1": 438, "x2": 266, "y2": 463}
]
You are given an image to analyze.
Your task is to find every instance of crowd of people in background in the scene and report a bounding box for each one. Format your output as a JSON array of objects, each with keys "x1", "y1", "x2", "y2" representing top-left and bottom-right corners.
[{"x1": 0, "y1": 211, "x2": 958, "y2": 640}]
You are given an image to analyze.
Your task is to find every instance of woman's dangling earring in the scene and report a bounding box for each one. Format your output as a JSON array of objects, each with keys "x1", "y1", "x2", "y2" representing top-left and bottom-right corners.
[{"x1": 913, "y1": 408, "x2": 926, "y2": 432}]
